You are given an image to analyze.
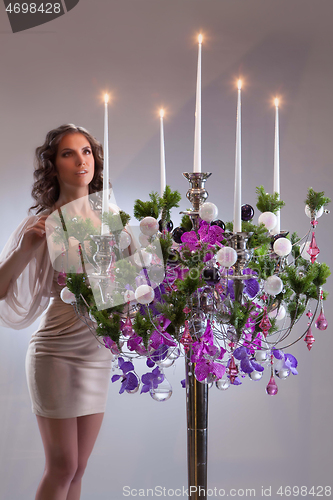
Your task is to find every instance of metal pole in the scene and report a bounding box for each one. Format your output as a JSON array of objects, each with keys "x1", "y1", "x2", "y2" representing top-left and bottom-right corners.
[{"x1": 186, "y1": 350, "x2": 208, "y2": 500}]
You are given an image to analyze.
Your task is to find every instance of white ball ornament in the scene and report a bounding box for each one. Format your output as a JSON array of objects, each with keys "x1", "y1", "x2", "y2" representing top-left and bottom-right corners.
[
  {"x1": 139, "y1": 217, "x2": 159, "y2": 236},
  {"x1": 123, "y1": 289, "x2": 136, "y2": 302},
  {"x1": 264, "y1": 275, "x2": 283, "y2": 296},
  {"x1": 300, "y1": 241, "x2": 311, "y2": 261},
  {"x1": 139, "y1": 233, "x2": 150, "y2": 247},
  {"x1": 305, "y1": 204, "x2": 324, "y2": 219},
  {"x1": 273, "y1": 237, "x2": 292, "y2": 257},
  {"x1": 258, "y1": 211, "x2": 278, "y2": 231},
  {"x1": 119, "y1": 230, "x2": 132, "y2": 250},
  {"x1": 135, "y1": 284, "x2": 155, "y2": 304},
  {"x1": 133, "y1": 250, "x2": 153, "y2": 268},
  {"x1": 198, "y1": 202, "x2": 218, "y2": 222},
  {"x1": 60, "y1": 287, "x2": 76, "y2": 304},
  {"x1": 216, "y1": 247, "x2": 238, "y2": 267},
  {"x1": 268, "y1": 304, "x2": 286, "y2": 321}
]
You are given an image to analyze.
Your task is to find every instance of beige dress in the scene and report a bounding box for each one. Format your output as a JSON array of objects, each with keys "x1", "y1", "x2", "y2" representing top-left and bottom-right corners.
[{"x1": 0, "y1": 215, "x2": 112, "y2": 419}]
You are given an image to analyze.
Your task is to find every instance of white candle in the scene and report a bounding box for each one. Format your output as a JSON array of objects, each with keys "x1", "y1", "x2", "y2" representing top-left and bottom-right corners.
[
  {"x1": 193, "y1": 34, "x2": 203, "y2": 173},
  {"x1": 274, "y1": 98, "x2": 280, "y2": 233},
  {"x1": 102, "y1": 93, "x2": 109, "y2": 235},
  {"x1": 233, "y1": 80, "x2": 242, "y2": 233},
  {"x1": 160, "y1": 109, "x2": 166, "y2": 196}
]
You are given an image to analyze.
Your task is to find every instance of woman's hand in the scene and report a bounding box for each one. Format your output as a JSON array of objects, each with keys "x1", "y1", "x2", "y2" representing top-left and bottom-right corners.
[{"x1": 17, "y1": 215, "x2": 47, "y2": 255}]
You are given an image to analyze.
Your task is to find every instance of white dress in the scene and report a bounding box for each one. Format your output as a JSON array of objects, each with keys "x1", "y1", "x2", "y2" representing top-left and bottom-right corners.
[{"x1": 0, "y1": 215, "x2": 112, "y2": 419}]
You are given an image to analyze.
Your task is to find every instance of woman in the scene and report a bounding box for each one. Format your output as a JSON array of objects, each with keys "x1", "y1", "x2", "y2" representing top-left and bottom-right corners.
[{"x1": 0, "y1": 124, "x2": 114, "y2": 500}]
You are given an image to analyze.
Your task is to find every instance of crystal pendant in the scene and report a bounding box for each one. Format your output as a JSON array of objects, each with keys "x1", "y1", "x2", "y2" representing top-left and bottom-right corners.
[
  {"x1": 259, "y1": 307, "x2": 272, "y2": 337},
  {"x1": 266, "y1": 375, "x2": 278, "y2": 395},
  {"x1": 150, "y1": 377, "x2": 172, "y2": 402},
  {"x1": 315, "y1": 309, "x2": 328, "y2": 330},
  {"x1": 122, "y1": 316, "x2": 133, "y2": 336},
  {"x1": 307, "y1": 232, "x2": 320, "y2": 263},
  {"x1": 180, "y1": 321, "x2": 193, "y2": 352},
  {"x1": 57, "y1": 272, "x2": 67, "y2": 286},
  {"x1": 216, "y1": 377, "x2": 230, "y2": 390},
  {"x1": 304, "y1": 327, "x2": 315, "y2": 350},
  {"x1": 228, "y1": 355, "x2": 238, "y2": 384}
]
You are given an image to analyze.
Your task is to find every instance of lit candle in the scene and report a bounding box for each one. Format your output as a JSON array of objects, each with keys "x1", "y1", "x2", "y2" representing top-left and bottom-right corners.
[
  {"x1": 193, "y1": 34, "x2": 203, "y2": 173},
  {"x1": 102, "y1": 93, "x2": 109, "y2": 235},
  {"x1": 233, "y1": 80, "x2": 242, "y2": 233},
  {"x1": 274, "y1": 98, "x2": 280, "y2": 233},
  {"x1": 160, "y1": 109, "x2": 166, "y2": 196}
]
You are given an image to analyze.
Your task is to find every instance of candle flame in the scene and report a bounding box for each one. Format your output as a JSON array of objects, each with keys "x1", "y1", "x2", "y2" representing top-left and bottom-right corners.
[
  {"x1": 274, "y1": 98, "x2": 279, "y2": 107},
  {"x1": 198, "y1": 34, "x2": 203, "y2": 44},
  {"x1": 159, "y1": 109, "x2": 165, "y2": 118},
  {"x1": 104, "y1": 93, "x2": 110, "y2": 104},
  {"x1": 237, "y1": 80, "x2": 242, "y2": 90}
]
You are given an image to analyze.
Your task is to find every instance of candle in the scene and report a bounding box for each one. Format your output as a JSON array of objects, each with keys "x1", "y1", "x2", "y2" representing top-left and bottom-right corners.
[
  {"x1": 274, "y1": 98, "x2": 280, "y2": 233},
  {"x1": 233, "y1": 80, "x2": 242, "y2": 233},
  {"x1": 193, "y1": 34, "x2": 203, "y2": 173},
  {"x1": 160, "y1": 109, "x2": 166, "y2": 197},
  {"x1": 102, "y1": 93, "x2": 109, "y2": 235}
]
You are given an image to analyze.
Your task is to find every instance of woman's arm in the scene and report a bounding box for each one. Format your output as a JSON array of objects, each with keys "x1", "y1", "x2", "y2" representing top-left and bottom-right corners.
[{"x1": 0, "y1": 216, "x2": 47, "y2": 300}]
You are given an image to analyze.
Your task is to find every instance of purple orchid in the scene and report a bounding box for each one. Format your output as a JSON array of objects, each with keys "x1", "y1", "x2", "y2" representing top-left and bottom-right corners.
[
  {"x1": 198, "y1": 222, "x2": 224, "y2": 245},
  {"x1": 191, "y1": 320, "x2": 226, "y2": 363},
  {"x1": 194, "y1": 359, "x2": 226, "y2": 382},
  {"x1": 233, "y1": 346, "x2": 265, "y2": 374},
  {"x1": 149, "y1": 315, "x2": 177, "y2": 350},
  {"x1": 127, "y1": 334, "x2": 148, "y2": 356},
  {"x1": 227, "y1": 269, "x2": 260, "y2": 300},
  {"x1": 141, "y1": 366, "x2": 164, "y2": 394},
  {"x1": 180, "y1": 230, "x2": 201, "y2": 251},
  {"x1": 273, "y1": 349, "x2": 298, "y2": 375},
  {"x1": 111, "y1": 357, "x2": 139, "y2": 394},
  {"x1": 103, "y1": 337, "x2": 120, "y2": 355}
]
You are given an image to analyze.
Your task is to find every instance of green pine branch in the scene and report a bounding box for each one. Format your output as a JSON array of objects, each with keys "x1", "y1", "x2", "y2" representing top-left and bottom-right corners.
[
  {"x1": 256, "y1": 185, "x2": 285, "y2": 214},
  {"x1": 305, "y1": 188, "x2": 331, "y2": 212}
]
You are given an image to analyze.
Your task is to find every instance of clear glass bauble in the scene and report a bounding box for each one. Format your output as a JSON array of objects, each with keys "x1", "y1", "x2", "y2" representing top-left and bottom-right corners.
[
  {"x1": 216, "y1": 377, "x2": 230, "y2": 391},
  {"x1": 150, "y1": 378, "x2": 173, "y2": 402},
  {"x1": 60, "y1": 287, "x2": 76, "y2": 304},
  {"x1": 264, "y1": 275, "x2": 283, "y2": 296},
  {"x1": 249, "y1": 370, "x2": 263, "y2": 381},
  {"x1": 255, "y1": 350, "x2": 269, "y2": 362},
  {"x1": 119, "y1": 230, "x2": 132, "y2": 250}
]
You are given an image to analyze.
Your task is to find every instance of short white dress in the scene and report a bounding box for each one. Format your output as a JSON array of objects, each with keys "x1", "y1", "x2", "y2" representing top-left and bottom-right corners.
[{"x1": 0, "y1": 215, "x2": 112, "y2": 419}]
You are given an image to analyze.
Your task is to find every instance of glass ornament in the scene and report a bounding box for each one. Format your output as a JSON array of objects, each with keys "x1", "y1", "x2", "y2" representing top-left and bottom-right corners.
[
  {"x1": 315, "y1": 309, "x2": 328, "y2": 330},
  {"x1": 172, "y1": 226, "x2": 186, "y2": 244},
  {"x1": 134, "y1": 285, "x2": 155, "y2": 304},
  {"x1": 126, "y1": 385, "x2": 140, "y2": 394},
  {"x1": 119, "y1": 230, "x2": 132, "y2": 250},
  {"x1": 266, "y1": 375, "x2": 278, "y2": 395},
  {"x1": 304, "y1": 327, "x2": 315, "y2": 350},
  {"x1": 258, "y1": 211, "x2": 277, "y2": 231},
  {"x1": 307, "y1": 232, "x2": 320, "y2": 263},
  {"x1": 216, "y1": 247, "x2": 238, "y2": 267},
  {"x1": 305, "y1": 204, "x2": 324, "y2": 219},
  {"x1": 211, "y1": 219, "x2": 225, "y2": 231},
  {"x1": 264, "y1": 275, "x2": 283, "y2": 296},
  {"x1": 139, "y1": 216, "x2": 159, "y2": 236},
  {"x1": 123, "y1": 289, "x2": 136, "y2": 302},
  {"x1": 300, "y1": 241, "x2": 311, "y2": 261},
  {"x1": 150, "y1": 378, "x2": 173, "y2": 402},
  {"x1": 241, "y1": 204, "x2": 254, "y2": 221},
  {"x1": 198, "y1": 202, "x2": 218, "y2": 222},
  {"x1": 216, "y1": 377, "x2": 230, "y2": 390},
  {"x1": 133, "y1": 249, "x2": 153, "y2": 268},
  {"x1": 60, "y1": 287, "x2": 76, "y2": 304},
  {"x1": 276, "y1": 368, "x2": 290, "y2": 380},
  {"x1": 249, "y1": 370, "x2": 263, "y2": 381},
  {"x1": 168, "y1": 347, "x2": 180, "y2": 360},
  {"x1": 122, "y1": 316, "x2": 133, "y2": 336},
  {"x1": 268, "y1": 304, "x2": 286, "y2": 321},
  {"x1": 57, "y1": 272, "x2": 67, "y2": 286},
  {"x1": 158, "y1": 219, "x2": 173, "y2": 232},
  {"x1": 273, "y1": 237, "x2": 292, "y2": 257},
  {"x1": 149, "y1": 265, "x2": 165, "y2": 285},
  {"x1": 155, "y1": 356, "x2": 175, "y2": 368},
  {"x1": 255, "y1": 350, "x2": 268, "y2": 363}
]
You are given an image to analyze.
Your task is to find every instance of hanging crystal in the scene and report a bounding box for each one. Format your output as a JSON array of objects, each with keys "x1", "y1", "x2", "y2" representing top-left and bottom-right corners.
[
  {"x1": 228, "y1": 355, "x2": 238, "y2": 384},
  {"x1": 315, "y1": 309, "x2": 328, "y2": 330},
  {"x1": 122, "y1": 316, "x2": 134, "y2": 336},
  {"x1": 266, "y1": 375, "x2": 278, "y2": 395},
  {"x1": 180, "y1": 321, "x2": 193, "y2": 353},
  {"x1": 57, "y1": 272, "x2": 67, "y2": 286},
  {"x1": 304, "y1": 327, "x2": 315, "y2": 350},
  {"x1": 307, "y1": 232, "x2": 320, "y2": 263},
  {"x1": 259, "y1": 307, "x2": 272, "y2": 337}
]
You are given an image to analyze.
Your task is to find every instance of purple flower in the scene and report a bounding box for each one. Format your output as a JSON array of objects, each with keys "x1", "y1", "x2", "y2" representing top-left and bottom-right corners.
[
  {"x1": 198, "y1": 224, "x2": 224, "y2": 245},
  {"x1": 227, "y1": 269, "x2": 259, "y2": 300},
  {"x1": 191, "y1": 320, "x2": 226, "y2": 363},
  {"x1": 111, "y1": 357, "x2": 139, "y2": 394},
  {"x1": 149, "y1": 315, "x2": 177, "y2": 350},
  {"x1": 180, "y1": 231, "x2": 201, "y2": 251},
  {"x1": 127, "y1": 334, "x2": 147, "y2": 356},
  {"x1": 103, "y1": 337, "x2": 120, "y2": 355},
  {"x1": 194, "y1": 359, "x2": 226, "y2": 382},
  {"x1": 233, "y1": 346, "x2": 265, "y2": 374},
  {"x1": 141, "y1": 366, "x2": 164, "y2": 394}
]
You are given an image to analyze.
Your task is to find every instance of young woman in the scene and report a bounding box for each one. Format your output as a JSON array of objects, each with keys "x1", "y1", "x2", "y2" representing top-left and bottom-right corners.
[{"x1": 0, "y1": 124, "x2": 114, "y2": 500}]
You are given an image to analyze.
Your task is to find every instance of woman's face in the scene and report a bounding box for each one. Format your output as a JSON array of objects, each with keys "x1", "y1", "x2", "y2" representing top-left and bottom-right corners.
[{"x1": 55, "y1": 132, "x2": 95, "y2": 194}]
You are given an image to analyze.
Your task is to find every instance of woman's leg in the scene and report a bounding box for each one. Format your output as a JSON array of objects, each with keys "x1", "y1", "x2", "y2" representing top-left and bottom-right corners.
[
  {"x1": 35, "y1": 416, "x2": 78, "y2": 500},
  {"x1": 66, "y1": 413, "x2": 105, "y2": 500}
]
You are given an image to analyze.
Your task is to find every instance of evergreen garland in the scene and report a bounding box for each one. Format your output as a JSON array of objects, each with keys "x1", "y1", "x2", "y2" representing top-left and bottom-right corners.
[
  {"x1": 256, "y1": 185, "x2": 286, "y2": 214},
  {"x1": 305, "y1": 188, "x2": 331, "y2": 212}
]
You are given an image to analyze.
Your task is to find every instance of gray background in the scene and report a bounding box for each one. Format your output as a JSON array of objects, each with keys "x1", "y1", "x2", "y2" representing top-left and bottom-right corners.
[{"x1": 0, "y1": 0, "x2": 332, "y2": 498}]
